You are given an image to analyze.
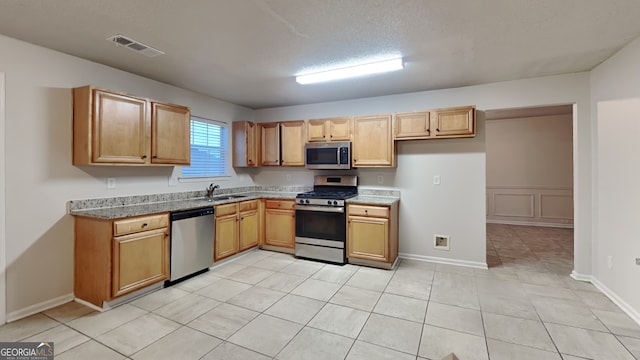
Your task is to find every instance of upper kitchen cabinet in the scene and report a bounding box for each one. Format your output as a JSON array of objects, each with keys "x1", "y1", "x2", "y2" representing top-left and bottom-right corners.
[
  {"x1": 151, "y1": 102, "x2": 190, "y2": 164},
  {"x1": 394, "y1": 111, "x2": 430, "y2": 140},
  {"x1": 73, "y1": 85, "x2": 191, "y2": 166},
  {"x1": 259, "y1": 122, "x2": 280, "y2": 166},
  {"x1": 394, "y1": 106, "x2": 476, "y2": 140},
  {"x1": 307, "y1": 117, "x2": 351, "y2": 142},
  {"x1": 352, "y1": 114, "x2": 396, "y2": 167},
  {"x1": 232, "y1": 121, "x2": 258, "y2": 167},
  {"x1": 259, "y1": 121, "x2": 305, "y2": 166},
  {"x1": 430, "y1": 106, "x2": 475, "y2": 138},
  {"x1": 280, "y1": 121, "x2": 305, "y2": 166}
]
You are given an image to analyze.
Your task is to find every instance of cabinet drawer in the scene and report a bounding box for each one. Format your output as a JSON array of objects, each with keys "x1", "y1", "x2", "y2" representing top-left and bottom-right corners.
[
  {"x1": 239, "y1": 199, "x2": 259, "y2": 212},
  {"x1": 215, "y1": 203, "x2": 238, "y2": 217},
  {"x1": 265, "y1": 199, "x2": 295, "y2": 210},
  {"x1": 114, "y1": 214, "x2": 168, "y2": 236},
  {"x1": 348, "y1": 204, "x2": 389, "y2": 218}
]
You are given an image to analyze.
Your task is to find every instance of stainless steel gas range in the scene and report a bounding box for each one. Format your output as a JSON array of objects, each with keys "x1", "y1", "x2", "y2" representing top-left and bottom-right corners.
[{"x1": 294, "y1": 175, "x2": 357, "y2": 264}]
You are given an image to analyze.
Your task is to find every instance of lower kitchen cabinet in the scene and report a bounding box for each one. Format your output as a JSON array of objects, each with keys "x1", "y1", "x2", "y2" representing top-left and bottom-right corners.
[
  {"x1": 214, "y1": 200, "x2": 260, "y2": 261},
  {"x1": 74, "y1": 213, "x2": 170, "y2": 307},
  {"x1": 263, "y1": 199, "x2": 295, "y2": 248},
  {"x1": 347, "y1": 202, "x2": 399, "y2": 268}
]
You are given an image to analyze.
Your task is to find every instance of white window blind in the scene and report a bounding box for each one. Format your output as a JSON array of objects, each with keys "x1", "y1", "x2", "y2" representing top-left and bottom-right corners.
[{"x1": 181, "y1": 116, "x2": 228, "y2": 177}]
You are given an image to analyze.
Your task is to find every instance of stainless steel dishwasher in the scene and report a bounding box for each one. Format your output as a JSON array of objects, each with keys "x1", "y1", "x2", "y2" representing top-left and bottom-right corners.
[{"x1": 168, "y1": 207, "x2": 214, "y2": 284}]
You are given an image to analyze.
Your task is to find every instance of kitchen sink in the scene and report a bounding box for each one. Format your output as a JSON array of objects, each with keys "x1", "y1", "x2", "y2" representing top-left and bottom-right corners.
[{"x1": 211, "y1": 194, "x2": 249, "y2": 201}]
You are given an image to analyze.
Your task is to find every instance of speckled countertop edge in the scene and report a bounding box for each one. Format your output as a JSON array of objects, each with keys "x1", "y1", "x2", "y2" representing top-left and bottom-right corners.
[
  {"x1": 70, "y1": 186, "x2": 400, "y2": 219},
  {"x1": 69, "y1": 188, "x2": 306, "y2": 220}
]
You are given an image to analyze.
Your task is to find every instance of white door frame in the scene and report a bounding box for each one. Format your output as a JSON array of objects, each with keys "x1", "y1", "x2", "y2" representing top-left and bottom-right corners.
[{"x1": 0, "y1": 72, "x2": 6, "y2": 324}]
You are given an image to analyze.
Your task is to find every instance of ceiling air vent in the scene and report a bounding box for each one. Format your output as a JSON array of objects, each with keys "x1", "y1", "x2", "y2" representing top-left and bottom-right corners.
[{"x1": 106, "y1": 34, "x2": 164, "y2": 57}]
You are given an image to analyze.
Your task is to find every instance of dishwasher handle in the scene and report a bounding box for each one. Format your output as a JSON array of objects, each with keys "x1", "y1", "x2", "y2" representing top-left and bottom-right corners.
[{"x1": 171, "y1": 207, "x2": 214, "y2": 221}]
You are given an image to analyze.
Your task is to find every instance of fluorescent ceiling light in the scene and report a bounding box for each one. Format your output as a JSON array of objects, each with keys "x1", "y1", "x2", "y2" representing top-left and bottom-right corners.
[{"x1": 296, "y1": 58, "x2": 404, "y2": 85}]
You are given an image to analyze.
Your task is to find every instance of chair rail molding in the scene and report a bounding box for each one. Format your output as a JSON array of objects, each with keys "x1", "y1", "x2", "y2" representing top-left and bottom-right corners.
[{"x1": 486, "y1": 185, "x2": 573, "y2": 228}]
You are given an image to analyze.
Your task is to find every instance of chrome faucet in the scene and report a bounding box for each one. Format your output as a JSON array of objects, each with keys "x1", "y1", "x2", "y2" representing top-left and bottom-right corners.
[{"x1": 206, "y1": 183, "x2": 220, "y2": 198}]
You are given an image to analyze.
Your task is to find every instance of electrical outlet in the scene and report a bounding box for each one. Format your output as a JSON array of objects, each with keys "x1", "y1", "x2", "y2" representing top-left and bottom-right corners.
[
  {"x1": 636, "y1": 258, "x2": 640, "y2": 265},
  {"x1": 433, "y1": 175, "x2": 441, "y2": 185},
  {"x1": 607, "y1": 255, "x2": 613, "y2": 270},
  {"x1": 377, "y1": 175, "x2": 384, "y2": 184},
  {"x1": 107, "y1": 177, "x2": 116, "y2": 189},
  {"x1": 434, "y1": 234, "x2": 450, "y2": 250}
]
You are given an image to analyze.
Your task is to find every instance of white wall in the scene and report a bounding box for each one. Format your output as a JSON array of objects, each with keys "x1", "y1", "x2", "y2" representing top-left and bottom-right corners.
[
  {"x1": 590, "y1": 35, "x2": 640, "y2": 317},
  {"x1": 0, "y1": 34, "x2": 254, "y2": 319},
  {"x1": 1, "y1": 72, "x2": 6, "y2": 324},
  {"x1": 255, "y1": 73, "x2": 592, "y2": 270},
  {"x1": 486, "y1": 114, "x2": 574, "y2": 226}
]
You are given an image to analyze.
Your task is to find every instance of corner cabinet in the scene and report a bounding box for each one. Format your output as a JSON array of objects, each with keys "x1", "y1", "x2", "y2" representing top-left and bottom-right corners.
[
  {"x1": 259, "y1": 121, "x2": 305, "y2": 166},
  {"x1": 307, "y1": 117, "x2": 351, "y2": 142},
  {"x1": 74, "y1": 213, "x2": 170, "y2": 307},
  {"x1": 232, "y1": 121, "x2": 258, "y2": 167},
  {"x1": 347, "y1": 202, "x2": 399, "y2": 269},
  {"x1": 394, "y1": 106, "x2": 475, "y2": 140},
  {"x1": 214, "y1": 200, "x2": 260, "y2": 261},
  {"x1": 263, "y1": 199, "x2": 296, "y2": 248},
  {"x1": 72, "y1": 85, "x2": 190, "y2": 166},
  {"x1": 352, "y1": 114, "x2": 396, "y2": 167}
]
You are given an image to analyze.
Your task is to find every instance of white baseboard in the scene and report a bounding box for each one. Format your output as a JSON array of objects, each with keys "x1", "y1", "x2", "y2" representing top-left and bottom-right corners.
[
  {"x1": 487, "y1": 219, "x2": 574, "y2": 229},
  {"x1": 6, "y1": 293, "x2": 74, "y2": 323},
  {"x1": 398, "y1": 253, "x2": 488, "y2": 269},
  {"x1": 591, "y1": 277, "x2": 640, "y2": 327},
  {"x1": 570, "y1": 270, "x2": 592, "y2": 282}
]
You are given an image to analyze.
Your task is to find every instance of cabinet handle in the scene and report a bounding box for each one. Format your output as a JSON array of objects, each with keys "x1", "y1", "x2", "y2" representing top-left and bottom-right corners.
[
  {"x1": 142, "y1": 223, "x2": 148, "y2": 227},
  {"x1": 152, "y1": 155, "x2": 158, "y2": 158},
  {"x1": 141, "y1": 155, "x2": 147, "y2": 159},
  {"x1": 330, "y1": 134, "x2": 333, "y2": 138},
  {"x1": 436, "y1": 128, "x2": 440, "y2": 132}
]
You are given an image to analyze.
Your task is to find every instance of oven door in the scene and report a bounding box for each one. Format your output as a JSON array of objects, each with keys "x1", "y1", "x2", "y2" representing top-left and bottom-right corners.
[{"x1": 295, "y1": 205, "x2": 347, "y2": 263}]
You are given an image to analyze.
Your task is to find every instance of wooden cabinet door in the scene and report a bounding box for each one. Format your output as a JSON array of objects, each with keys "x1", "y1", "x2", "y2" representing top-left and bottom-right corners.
[
  {"x1": 214, "y1": 213, "x2": 239, "y2": 261},
  {"x1": 395, "y1": 112, "x2": 430, "y2": 139},
  {"x1": 264, "y1": 208, "x2": 295, "y2": 248},
  {"x1": 307, "y1": 119, "x2": 327, "y2": 142},
  {"x1": 328, "y1": 117, "x2": 351, "y2": 141},
  {"x1": 92, "y1": 89, "x2": 148, "y2": 164},
  {"x1": 151, "y1": 102, "x2": 190, "y2": 164},
  {"x1": 352, "y1": 114, "x2": 395, "y2": 167},
  {"x1": 280, "y1": 121, "x2": 305, "y2": 166},
  {"x1": 347, "y1": 216, "x2": 389, "y2": 262},
  {"x1": 232, "y1": 121, "x2": 258, "y2": 167},
  {"x1": 260, "y1": 122, "x2": 280, "y2": 166},
  {"x1": 431, "y1": 106, "x2": 475, "y2": 137},
  {"x1": 239, "y1": 209, "x2": 259, "y2": 251},
  {"x1": 112, "y1": 228, "x2": 169, "y2": 297}
]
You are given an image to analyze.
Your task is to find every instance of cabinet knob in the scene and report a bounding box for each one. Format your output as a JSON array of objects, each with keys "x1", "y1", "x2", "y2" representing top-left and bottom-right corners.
[
  {"x1": 436, "y1": 128, "x2": 440, "y2": 132},
  {"x1": 141, "y1": 155, "x2": 147, "y2": 159},
  {"x1": 330, "y1": 134, "x2": 333, "y2": 138},
  {"x1": 142, "y1": 223, "x2": 148, "y2": 227},
  {"x1": 152, "y1": 155, "x2": 158, "y2": 158}
]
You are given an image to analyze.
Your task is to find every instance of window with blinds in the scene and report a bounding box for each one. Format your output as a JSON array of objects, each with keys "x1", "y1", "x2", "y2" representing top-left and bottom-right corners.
[{"x1": 181, "y1": 116, "x2": 228, "y2": 177}]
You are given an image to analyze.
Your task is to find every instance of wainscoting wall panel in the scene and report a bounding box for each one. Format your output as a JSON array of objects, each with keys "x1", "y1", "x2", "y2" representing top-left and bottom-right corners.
[{"x1": 487, "y1": 186, "x2": 573, "y2": 227}]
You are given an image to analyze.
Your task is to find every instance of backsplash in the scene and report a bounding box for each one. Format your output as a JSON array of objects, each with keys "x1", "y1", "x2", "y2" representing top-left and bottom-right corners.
[{"x1": 357, "y1": 188, "x2": 401, "y2": 198}]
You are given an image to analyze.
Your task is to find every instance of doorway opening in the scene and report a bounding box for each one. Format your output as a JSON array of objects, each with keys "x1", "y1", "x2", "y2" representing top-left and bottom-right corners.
[{"x1": 484, "y1": 105, "x2": 575, "y2": 275}]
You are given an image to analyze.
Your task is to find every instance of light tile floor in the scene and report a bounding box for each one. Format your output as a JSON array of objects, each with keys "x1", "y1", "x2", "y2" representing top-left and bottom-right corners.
[{"x1": 1, "y1": 224, "x2": 639, "y2": 359}]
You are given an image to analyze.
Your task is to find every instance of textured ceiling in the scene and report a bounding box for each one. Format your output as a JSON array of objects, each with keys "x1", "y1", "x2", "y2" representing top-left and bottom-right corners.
[{"x1": 1, "y1": 0, "x2": 640, "y2": 109}]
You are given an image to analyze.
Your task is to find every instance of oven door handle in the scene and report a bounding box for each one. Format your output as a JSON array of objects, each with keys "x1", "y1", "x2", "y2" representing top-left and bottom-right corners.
[{"x1": 296, "y1": 205, "x2": 345, "y2": 213}]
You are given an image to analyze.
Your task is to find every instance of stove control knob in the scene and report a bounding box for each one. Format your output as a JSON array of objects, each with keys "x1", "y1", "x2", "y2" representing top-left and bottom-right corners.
[
  {"x1": 333, "y1": 200, "x2": 338, "y2": 205},
  {"x1": 327, "y1": 200, "x2": 332, "y2": 205},
  {"x1": 305, "y1": 199, "x2": 310, "y2": 204}
]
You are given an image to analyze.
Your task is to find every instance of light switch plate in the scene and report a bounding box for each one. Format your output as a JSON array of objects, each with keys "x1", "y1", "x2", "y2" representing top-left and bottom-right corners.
[
  {"x1": 107, "y1": 177, "x2": 116, "y2": 189},
  {"x1": 433, "y1": 175, "x2": 441, "y2": 185}
]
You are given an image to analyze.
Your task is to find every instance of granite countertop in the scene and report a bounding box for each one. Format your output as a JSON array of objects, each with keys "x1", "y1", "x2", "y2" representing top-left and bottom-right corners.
[
  {"x1": 347, "y1": 195, "x2": 399, "y2": 206},
  {"x1": 70, "y1": 191, "x2": 299, "y2": 220}
]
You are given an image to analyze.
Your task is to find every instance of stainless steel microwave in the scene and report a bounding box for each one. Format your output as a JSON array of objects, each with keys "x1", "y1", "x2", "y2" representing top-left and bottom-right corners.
[{"x1": 304, "y1": 141, "x2": 351, "y2": 170}]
